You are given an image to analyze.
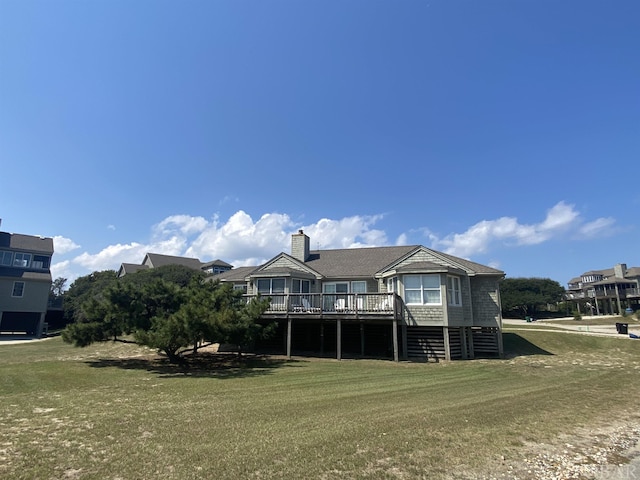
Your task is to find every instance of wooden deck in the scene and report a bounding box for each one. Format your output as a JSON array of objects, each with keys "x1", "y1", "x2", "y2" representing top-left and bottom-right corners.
[{"x1": 244, "y1": 292, "x2": 401, "y2": 319}]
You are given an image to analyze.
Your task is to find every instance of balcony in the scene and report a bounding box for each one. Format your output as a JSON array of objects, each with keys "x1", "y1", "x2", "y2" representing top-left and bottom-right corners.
[
  {"x1": 593, "y1": 287, "x2": 640, "y2": 299},
  {"x1": 244, "y1": 292, "x2": 400, "y2": 319}
]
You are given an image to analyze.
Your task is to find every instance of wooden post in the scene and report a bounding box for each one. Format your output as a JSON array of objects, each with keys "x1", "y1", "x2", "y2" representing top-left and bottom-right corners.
[
  {"x1": 320, "y1": 321, "x2": 324, "y2": 356},
  {"x1": 392, "y1": 318, "x2": 399, "y2": 362},
  {"x1": 401, "y1": 324, "x2": 408, "y2": 360},
  {"x1": 337, "y1": 319, "x2": 342, "y2": 360},
  {"x1": 615, "y1": 284, "x2": 622, "y2": 315},
  {"x1": 360, "y1": 322, "x2": 365, "y2": 357},
  {"x1": 443, "y1": 327, "x2": 451, "y2": 361},
  {"x1": 496, "y1": 327, "x2": 504, "y2": 358},
  {"x1": 461, "y1": 327, "x2": 468, "y2": 360},
  {"x1": 286, "y1": 318, "x2": 292, "y2": 359}
]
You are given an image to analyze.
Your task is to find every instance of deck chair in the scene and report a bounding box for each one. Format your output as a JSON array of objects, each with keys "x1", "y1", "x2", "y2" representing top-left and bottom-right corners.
[
  {"x1": 302, "y1": 298, "x2": 320, "y2": 312},
  {"x1": 334, "y1": 298, "x2": 347, "y2": 312}
]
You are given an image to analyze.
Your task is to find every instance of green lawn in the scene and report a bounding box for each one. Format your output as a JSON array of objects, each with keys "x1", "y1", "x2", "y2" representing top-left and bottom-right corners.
[{"x1": 1, "y1": 332, "x2": 639, "y2": 480}]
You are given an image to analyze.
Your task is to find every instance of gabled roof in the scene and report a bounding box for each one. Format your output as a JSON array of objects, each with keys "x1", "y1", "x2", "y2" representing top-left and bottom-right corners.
[
  {"x1": 201, "y1": 259, "x2": 233, "y2": 269},
  {"x1": 143, "y1": 253, "x2": 203, "y2": 270},
  {"x1": 211, "y1": 266, "x2": 257, "y2": 282},
  {"x1": 117, "y1": 263, "x2": 149, "y2": 277},
  {"x1": 396, "y1": 261, "x2": 465, "y2": 275},
  {"x1": 257, "y1": 245, "x2": 503, "y2": 279},
  {"x1": 214, "y1": 243, "x2": 503, "y2": 285},
  {"x1": 625, "y1": 267, "x2": 640, "y2": 277},
  {"x1": 434, "y1": 251, "x2": 504, "y2": 275},
  {"x1": 0, "y1": 232, "x2": 54, "y2": 254}
]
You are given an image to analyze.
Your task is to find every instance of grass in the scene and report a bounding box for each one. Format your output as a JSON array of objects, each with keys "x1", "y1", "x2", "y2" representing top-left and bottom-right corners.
[
  {"x1": 1, "y1": 332, "x2": 640, "y2": 480},
  {"x1": 544, "y1": 316, "x2": 640, "y2": 327}
]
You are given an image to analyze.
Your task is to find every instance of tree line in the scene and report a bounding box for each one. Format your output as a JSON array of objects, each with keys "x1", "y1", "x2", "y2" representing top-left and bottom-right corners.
[{"x1": 499, "y1": 277, "x2": 566, "y2": 318}]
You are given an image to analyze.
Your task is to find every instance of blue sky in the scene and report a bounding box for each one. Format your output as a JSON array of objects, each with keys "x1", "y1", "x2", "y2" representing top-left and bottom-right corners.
[{"x1": 1, "y1": 0, "x2": 638, "y2": 286}]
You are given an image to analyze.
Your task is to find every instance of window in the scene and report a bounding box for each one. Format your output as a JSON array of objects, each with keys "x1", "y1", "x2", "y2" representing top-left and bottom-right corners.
[
  {"x1": 351, "y1": 281, "x2": 366, "y2": 294},
  {"x1": 447, "y1": 276, "x2": 462, "y2": 306},
  {"x1": 256, "y1": 278, "x2": 285, "y2": 295},
  {"x1": 13, "y1": 253, "x2": 31, "y2": 268},
  {"x1": 404, "y1": 274, "x2": 441, "y2": 305},
  {"x1": 32, "y1": 255, "x2": 51, "y2": 270},
  {"x1": 257, "y1": 278, "x2": 286, "y2": 310},
  {"x1": 323, "y1": 282, "x2": 349, "y2": 310},
  {"x1": 386, "y1": 277, "x2": 398, "y2": 294},
  {"x1": 323, "y1": 282, "x2": 349, "y2": 294},
  {"x1": 12, "y1": 281, "x2": 25, "y2": 297},
  {"x1": 292, "y1": 279, "x2": 310, "y2": 294},
  {"x1": 0, "y1": 251, "x2": 13, "y2": 266}
]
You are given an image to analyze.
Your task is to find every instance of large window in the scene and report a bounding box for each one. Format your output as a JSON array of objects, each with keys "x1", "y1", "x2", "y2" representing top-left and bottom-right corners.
[
  {"x1": 256, "y1": 278, "x2": 285, "y2": 295},
  {"x1": 13, "y1": 253, "x2": 31, "y2": 268},
  {"x1": 12, "y1": 281, "x2": 25, "y2": 297},
  {"x1": 404, "y1": 274, "x2": 441, "y2": 305},
  {"x1": 256, "y1": 278, "x2": 286, "y2": 310},
  {"x1": 447, "y1": 276, "x2": 462, "y2": 306}
]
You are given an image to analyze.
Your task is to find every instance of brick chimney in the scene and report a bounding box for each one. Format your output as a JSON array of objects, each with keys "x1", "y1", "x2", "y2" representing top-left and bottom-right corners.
[{"x1": 291, "y1": 229, "x2": 310, "y2": 262}]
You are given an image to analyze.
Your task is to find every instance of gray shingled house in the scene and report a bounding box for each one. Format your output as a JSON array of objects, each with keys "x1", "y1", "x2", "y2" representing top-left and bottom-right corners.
[
  {"x1": 566, "y1": 263, "x2": 640, "y2": 315},
  {"x1": 215, "y1": 230, "x2": 505, "y2": 361},
  {"x1": 0, "y1": 231, "x2": 54, "y2": 337},
  {"x1": 117, "y1": 253, "x2": 232, "y2": 277}
]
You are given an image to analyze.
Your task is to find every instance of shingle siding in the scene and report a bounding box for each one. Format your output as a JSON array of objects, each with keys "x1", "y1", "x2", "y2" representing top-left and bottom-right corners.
[{"x1": 470, "y1": 276, "x2": 502, "y2": 327}]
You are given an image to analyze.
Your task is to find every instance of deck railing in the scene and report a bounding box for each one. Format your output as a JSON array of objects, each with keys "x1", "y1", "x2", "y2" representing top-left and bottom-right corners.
[
  {"x1": 567, "y1": 287, "x2": 640, "y2": 299},
  {"x1": 243, "y1": 292, "x2": 398, "y2": 316}
]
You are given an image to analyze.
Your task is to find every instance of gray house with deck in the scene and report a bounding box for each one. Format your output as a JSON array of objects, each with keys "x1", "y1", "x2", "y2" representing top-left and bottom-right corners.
[{"x1": 215, "y1": 230, "x2": 504, "y2": 361}]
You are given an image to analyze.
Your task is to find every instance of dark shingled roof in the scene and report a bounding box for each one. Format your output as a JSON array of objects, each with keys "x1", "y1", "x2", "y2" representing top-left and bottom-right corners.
[
  {"x1": 201, "y1": 259, "x2": 233, "y2": 269},
  {"x1": 144, "y1": 253, "x2": 203, "y2": 270},
  {"x1": 303, "y1": 245, "x2": 417, "y2": 278},
  {"x1": 302, "y1": 245, "x2": 504, "y2": 278},
  {"x1": 213, "y1": 244, "x2": 503, "y2": 285},
  {"x1": 0, "y1": 232, "x2": 54, "y2": 254},
  {"x1": 436, "y1": 251, "x2": 504, "y2": 275},
  {"x1": 118, "y1": 263, "x2": 149, "y2": 275},
  {"x1": 211, "y1": 266, "x2": 256, "y2": 282}
]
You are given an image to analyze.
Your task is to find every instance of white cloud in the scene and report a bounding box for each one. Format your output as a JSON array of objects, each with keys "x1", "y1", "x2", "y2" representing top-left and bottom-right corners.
[
  {"x1": 431, "y1": 201, "x2": 615, "y2": 258},
  {"x1": 50, "y1": 260, "x2": 72, "y2": 281},
  {"x1": 107, "y1": 224, "x2": 116, "y2": 231},
  {"x1": 303, "y1": 215, "x2": 387, "y2": 249},
  {"x1": 153, "y1": 215, "x2": 208, "y2": 237},
  {"x1": 53, "y1": 236, "x2": 80, "y2": 254},
  {"x1": 185, "y1": 211, "x2": 294, "y2": 265},
  {"x1": 73, "y1": 242, "x2": 148, "y2": 272},
  {"x1": 578, "y1": 217, "x2": 615, "y2": 237}
]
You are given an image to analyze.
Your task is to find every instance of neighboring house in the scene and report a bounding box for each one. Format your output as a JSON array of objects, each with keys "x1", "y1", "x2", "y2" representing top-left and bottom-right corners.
[
  {"x1": 0, "y1": 231, "x2": 54, "y2": 337},
  {"x1": 214, "y1": 230, "x2": 505, "y2": 362},
  {"x1": 117, "y1": 253, "x2": 232, "y2": 277},
  {"x1": 566, "y1": 264, "x2": 640, "y2": 315}
]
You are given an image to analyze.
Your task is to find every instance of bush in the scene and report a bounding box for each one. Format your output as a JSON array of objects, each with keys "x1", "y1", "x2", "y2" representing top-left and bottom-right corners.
[{"x1": 573, "y1": 311, "x2": 582, "y2": 321}]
